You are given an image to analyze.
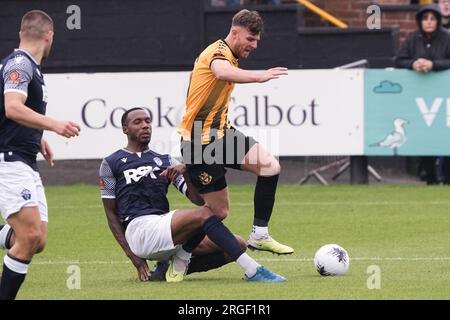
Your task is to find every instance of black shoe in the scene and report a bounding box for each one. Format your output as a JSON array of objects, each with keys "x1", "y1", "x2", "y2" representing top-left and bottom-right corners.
[{"x1": 149, "y1": 260, "x2": 169, "y2": 281}]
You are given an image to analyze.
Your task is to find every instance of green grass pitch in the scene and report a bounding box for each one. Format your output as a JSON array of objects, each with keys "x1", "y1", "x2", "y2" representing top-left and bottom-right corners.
[{"x1": 13, "y1": 184, "x2": 450, "y2": 299}]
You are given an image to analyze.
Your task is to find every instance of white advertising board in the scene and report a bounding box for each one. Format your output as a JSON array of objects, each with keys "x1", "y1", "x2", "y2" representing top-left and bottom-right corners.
[{"x1": 42, "y1": 69, "x2": 364, "y2": 159}]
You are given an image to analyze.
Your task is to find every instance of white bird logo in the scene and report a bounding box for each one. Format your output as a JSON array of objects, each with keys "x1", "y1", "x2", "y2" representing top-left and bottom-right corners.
[{"x1": 370, "y1": 118, "x2": 409, "y2": 154}]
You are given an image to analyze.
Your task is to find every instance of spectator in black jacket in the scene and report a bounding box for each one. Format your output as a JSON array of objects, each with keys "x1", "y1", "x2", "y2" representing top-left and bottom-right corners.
[
  {"x1": 396, "y1": 4, "x2": 450, "y2": 71},
  {"x1": 395, "y1": 4, "x2": 450, "y2": 184}
]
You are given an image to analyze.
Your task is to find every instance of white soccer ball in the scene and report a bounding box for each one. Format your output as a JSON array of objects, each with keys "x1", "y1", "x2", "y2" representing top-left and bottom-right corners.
[{"x1": 314, "y1": 244, "x2": 350, "y2": 276}]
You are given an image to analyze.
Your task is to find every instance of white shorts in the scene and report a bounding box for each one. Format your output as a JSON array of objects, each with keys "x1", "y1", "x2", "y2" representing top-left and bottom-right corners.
[
  {"x1": 0, "y1": 161, "x2": 48, "y2": 222},
  {"x1": 125, "y1": 211, "x2": 181, "y2": 260}
]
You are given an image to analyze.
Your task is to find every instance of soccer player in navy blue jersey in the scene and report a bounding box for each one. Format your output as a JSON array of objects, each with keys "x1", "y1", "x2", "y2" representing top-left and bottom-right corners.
[
  {"x1": 100, "y1": 108, "x2": 286, "y2": 282},
  {"x1": 0, "y1": 10, "x2": 80, "y2": 299}
]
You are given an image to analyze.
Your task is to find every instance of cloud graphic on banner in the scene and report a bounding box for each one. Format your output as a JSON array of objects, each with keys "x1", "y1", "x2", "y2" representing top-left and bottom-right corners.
[{"x1": 373, "y1": 80, "x2": 402, "y2": 94}]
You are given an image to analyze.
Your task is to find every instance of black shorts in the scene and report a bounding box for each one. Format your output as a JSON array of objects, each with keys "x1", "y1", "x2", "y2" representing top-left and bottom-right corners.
[{"x1": 181, "y1": 127, "x2": 257, "y2": 194}]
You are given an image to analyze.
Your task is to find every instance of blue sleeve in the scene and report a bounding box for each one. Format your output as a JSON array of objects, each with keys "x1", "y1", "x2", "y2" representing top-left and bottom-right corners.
[
  {"x1": 2, "y1": 54, "x2": 33, "y2": 97},
  {"x1": 99, "y1": 159, "x2": 116, "y2": 198}
]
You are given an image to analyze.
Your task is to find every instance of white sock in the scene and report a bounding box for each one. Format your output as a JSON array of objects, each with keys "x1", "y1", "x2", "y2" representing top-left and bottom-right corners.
[
  {"x1": 4, "y1": 253, "x2": 29, "y2": 274},
  {"x1": 251, "y1": 226, "x2": 268, "y2": 240},
  {"x1": 0, "y1": 225, "x2": 12, "y2": 249},
  {"x1": 174, "y1": 248, "x2": 192, "y2": 272},
  {"x1": 176, "y1": 248, "x2": 192, "y2": 261},
  {"x1": 236, "y1": 253, "x2": 260, "y2": 278}
]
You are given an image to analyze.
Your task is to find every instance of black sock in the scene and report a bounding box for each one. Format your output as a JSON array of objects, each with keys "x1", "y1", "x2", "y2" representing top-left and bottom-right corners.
[
  {"x1": 186, "y1": 252, "x2": 228, "y2": 275},
  {"x1": 253, "y1": 174, "x2": 279, "y2": 227},
  {"x1": 182, "y1": 231, "x2": 206, "y2": 253},
  {"x1": 0, "y1": 254, "x2": 30, "y2": 300},
  {"x1": 202, "y1": 216, "x2": 244, "y2": 261}
]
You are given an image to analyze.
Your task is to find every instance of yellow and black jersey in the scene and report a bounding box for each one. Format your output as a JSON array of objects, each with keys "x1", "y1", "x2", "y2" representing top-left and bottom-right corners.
[{"x1": 178, "y1": 39, "x2": 238, "y2": 144}]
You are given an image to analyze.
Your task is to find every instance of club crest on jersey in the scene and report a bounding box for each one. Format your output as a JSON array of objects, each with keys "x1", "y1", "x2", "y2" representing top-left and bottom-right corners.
[
  {"x1": 6, "y1": 71, "x2": 20, "y2": 85},
  {"x1": 198, "y1": 172, "x2": 212, "y2": 185},
  {"x1": 21, "y1": 188, "x2": 32, "y2": 201},
  {"x1": 153, "y1": 157, "x2": 163, "y2": 167},
  {"x1": 123, "y1": 166, "x2": 160, "y2": 184}
]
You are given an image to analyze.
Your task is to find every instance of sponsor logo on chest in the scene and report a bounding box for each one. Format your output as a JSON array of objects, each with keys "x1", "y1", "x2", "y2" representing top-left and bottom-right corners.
[{"x1": 123, "y1": 165, "x2": 160, "y2": 184}]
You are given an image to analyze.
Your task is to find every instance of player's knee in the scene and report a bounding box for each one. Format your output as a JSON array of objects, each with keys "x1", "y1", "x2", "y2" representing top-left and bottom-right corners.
[
  {"x1": 200, "y1": 205, "x2": 228, "y2": 220},
  {"x1": 196, "y1": 206, "x2": 214, "y2": 224},
  {"x1": 260, "y1": 158, "x2": 280, "y2": 176},
  {"x1": 204, "y1": 202, "x2": 229, "y2": 220},
  {"x1": 213, "y1": 207, "x2": 228, "y2": 220}
]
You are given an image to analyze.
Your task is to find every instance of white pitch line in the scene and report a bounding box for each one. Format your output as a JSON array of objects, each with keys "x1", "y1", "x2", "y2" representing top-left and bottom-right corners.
[
  {"x1": 33, "y1": 260, "x2": 131, "y2": 265},
  {"x1": 51, "y1": 201, "x2": 450, "y2": 210},
  {"x1": 31, "y1": 257, "x2": 450, "y2": 265},
  {"x1": 257, "y1": 257, "x2": 450, "y2": 262},
  {"x1": 217, "y1": 201, "x2": 450, "y2": 207}
]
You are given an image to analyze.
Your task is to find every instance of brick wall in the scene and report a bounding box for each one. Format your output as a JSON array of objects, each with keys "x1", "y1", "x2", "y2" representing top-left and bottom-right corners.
[
  {"x1": 290, "y1": 0, "x2": 422, "y2": 44},
  {"x1": 380, "y1": 8, "x2": 419, "y2": 43}
]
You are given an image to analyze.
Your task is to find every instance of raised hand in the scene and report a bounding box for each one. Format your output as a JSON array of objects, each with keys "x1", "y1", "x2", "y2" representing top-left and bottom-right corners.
[
  {"x1": 160, "y1": 164, "x2": 186, "y2": 182},
  {"x1": 258, "y1": 67, "x2": 288, "y2": 83}
]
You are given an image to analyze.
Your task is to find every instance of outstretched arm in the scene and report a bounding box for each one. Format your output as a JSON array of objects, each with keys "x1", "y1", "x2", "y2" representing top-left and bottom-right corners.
[
  {"x1": 5, "y1": 92, "x2": 80, "y2": 138},
  {"x1": 210, "y1": 59, "x2": 288, "y2": 84},
  {"x1": 161, "y1": 163, "x2": 205, "y2": 206},
  {"x1": 183, "y1": 173, "x2": 205, "y2": 206},
  {"x1": 99, "y1": 158, "x2": 149, "y2": 281},
  {"x1": 101, "y1": 198, "x2": 150, "y2": 281},
  {"x1": 2, "y1": 56, "x2": 80, "y2": 137}
]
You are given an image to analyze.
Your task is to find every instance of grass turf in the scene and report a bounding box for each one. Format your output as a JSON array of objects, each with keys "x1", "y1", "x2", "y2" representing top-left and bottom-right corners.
[{"x1": 12, "y1": 184, "x2": 450, "y2": 300}]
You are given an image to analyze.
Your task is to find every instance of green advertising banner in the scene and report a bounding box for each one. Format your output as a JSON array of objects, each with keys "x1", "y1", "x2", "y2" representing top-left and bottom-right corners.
[{"x1": 365, "y1": 69, "x2": 450, "y2": 156}]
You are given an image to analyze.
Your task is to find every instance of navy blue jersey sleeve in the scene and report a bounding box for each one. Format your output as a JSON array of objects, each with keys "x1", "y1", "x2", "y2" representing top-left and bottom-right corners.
[
  {"x1": 99, "y1": 159, "x2": 116, "y2": 198},
  {"x1": 2, "y1": 54, "x2": 33, "y2": 97}
]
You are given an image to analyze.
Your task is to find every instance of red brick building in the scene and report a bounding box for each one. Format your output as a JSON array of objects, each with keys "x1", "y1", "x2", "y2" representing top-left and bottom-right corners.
[{"x1": 287, "y1": 0, "x2": 434, "y2": 43}]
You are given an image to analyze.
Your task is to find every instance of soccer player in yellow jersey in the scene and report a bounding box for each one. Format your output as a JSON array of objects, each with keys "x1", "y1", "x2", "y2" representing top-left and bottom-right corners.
[{"x1": 178, "y1": 9, "x2": 294, "y2": 260}]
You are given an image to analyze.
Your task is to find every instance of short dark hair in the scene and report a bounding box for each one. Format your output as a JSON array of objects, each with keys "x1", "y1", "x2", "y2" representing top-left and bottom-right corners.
[
  {"x1": 121, "y1": 107, "x2": 145, "y2": 127},
  {"x1": 232, "y1": 9, "x2": 264, "y2": 35},
  {"x1": 20, "y1": 10, "x2": 54, "y2": 40}
]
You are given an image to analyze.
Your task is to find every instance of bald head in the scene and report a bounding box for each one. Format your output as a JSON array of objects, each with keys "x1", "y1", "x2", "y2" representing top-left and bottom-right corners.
[{"x1": 20, "y1": 10, "x2": 54, "y2": 41}]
